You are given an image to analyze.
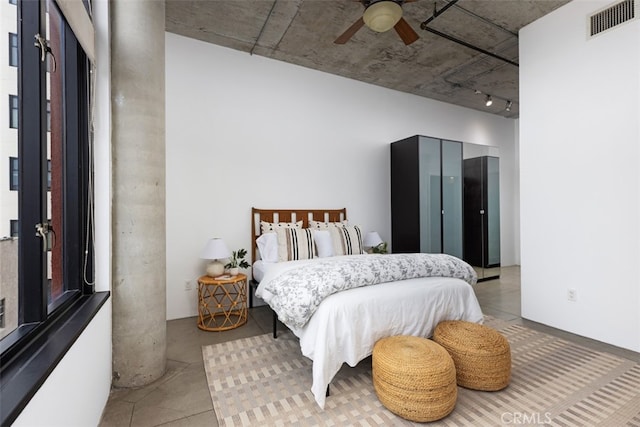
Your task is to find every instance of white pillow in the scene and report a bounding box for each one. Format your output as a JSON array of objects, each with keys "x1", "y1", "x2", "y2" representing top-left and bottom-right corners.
[
  {"x1": 313, "y1": 229, "x2": 334, "y2": 258},
  {"x1": 256, "y1": 232, "x2": 278, "y2": 263}
]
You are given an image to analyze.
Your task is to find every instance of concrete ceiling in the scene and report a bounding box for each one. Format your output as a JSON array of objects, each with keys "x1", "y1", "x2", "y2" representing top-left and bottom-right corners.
[{"x1": 166, "y1": 0, "x2": 570, "y2": 118}]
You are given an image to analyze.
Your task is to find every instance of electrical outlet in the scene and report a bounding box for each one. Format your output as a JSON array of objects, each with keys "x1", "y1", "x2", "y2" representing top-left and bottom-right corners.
[
  {"x1": 184, "y1": 280, "x2": 192, "y2": 291},
  {"x1": 567, "y1": 288, "x2": 577, "y2": 302}
]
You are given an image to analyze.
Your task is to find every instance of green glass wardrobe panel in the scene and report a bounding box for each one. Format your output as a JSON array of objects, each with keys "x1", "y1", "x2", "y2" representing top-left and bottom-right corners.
[
  {"x1": 442, "y1": 140, "x2": 463, "y2": 259},
  {"x1": 418, "y1": 137, "x2": 441, "y2": 254},
  {"x1": 486, "y1": 156, "x2": 500, "y2": 266}
]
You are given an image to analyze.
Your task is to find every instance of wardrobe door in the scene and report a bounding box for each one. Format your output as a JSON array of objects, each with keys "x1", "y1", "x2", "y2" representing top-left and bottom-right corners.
[
  {"x1": 486, "y1": 156, "x2": 501, "y2": 267},
  {"x1": 463, "y1": 156, "x2": 500, "y2": 280},
  {"x1": 442, "y1": 140, "x2": 463, "y2": 259},
  {"x1": 391, "y1": 137, "x2": 420, "y2": 253},
  {"x1": 463, "y1": 157, "x2": 483, "y2": 268},
  {"x1": 418, "y1": 137, "x2": 442, "y2": 254}
]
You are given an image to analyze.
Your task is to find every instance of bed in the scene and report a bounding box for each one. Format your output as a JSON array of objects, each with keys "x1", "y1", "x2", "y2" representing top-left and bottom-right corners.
[{"x1": 250, "y1": 207, "x2": 484, "y2": 409}]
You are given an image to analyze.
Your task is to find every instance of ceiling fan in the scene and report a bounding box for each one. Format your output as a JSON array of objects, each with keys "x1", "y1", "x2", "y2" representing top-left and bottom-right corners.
[{"x1": 334, "y1": 0, "x2": 419, "y2": 45}]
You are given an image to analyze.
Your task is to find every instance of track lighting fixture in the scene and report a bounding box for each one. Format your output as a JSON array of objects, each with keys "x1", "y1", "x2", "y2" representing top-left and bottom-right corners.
[{"x1": 474, "y1": 89, "x2": 512, "y2": 112}]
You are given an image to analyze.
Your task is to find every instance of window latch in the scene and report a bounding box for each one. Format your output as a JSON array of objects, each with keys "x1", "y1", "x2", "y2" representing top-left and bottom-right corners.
[
  {"x1": 34, "y1": 33, "x2": 56, "y2": 72},
  {"x1": 35, "y1": 221, "x2": 55, "y2": 252}
]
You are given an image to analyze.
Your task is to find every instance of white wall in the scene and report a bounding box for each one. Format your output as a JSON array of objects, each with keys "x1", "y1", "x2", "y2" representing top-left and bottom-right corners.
[
  {"x1": 520, "y1": 0, "x2": 639, "y2": 352},
  {"x1": 166, "y1": 32, "x2": 518, "y2": 320},
  {"x1": 12, "y1": 304, "x2": 112, "y2": 427}
]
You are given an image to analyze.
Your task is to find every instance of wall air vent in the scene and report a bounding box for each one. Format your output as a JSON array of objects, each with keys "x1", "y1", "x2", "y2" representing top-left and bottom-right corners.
[{"x1": 589, "y1": 0, "x2": 637, "y2": 37}]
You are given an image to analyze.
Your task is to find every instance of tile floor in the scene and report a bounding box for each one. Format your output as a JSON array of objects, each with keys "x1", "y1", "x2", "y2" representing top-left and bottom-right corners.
[{"x1": 99, "y1": 266, "x2": 639, "y2": 426}]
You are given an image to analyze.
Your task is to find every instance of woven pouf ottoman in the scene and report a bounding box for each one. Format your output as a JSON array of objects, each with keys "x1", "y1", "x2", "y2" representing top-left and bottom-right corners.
[
  {"x1": 433, "y1": 320, "x2": 511, "y2": 391},
  {"x1": 372, "y1": 335, "x2": 457, "y2": 422}
]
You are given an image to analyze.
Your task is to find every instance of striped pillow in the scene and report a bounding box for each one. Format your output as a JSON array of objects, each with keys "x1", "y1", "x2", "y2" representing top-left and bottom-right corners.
[
  {"x1": 276, "y1": 228, "x2": 316, "y2": 262},
  {"x1": 331, "y1": 225, "x2": 365, "y2": 256}
]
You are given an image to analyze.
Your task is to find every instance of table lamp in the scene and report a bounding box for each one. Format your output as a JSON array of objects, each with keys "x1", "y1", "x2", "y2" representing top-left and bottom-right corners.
[
  {"x1": 200, "y1": 238, "x2": 230, "y2": 277},
  {"x1": 363, "y1": 231, "x2": 383, "y2": 249}
]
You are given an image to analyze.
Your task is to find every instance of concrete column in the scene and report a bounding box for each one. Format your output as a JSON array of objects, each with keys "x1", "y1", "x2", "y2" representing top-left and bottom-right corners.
[{"x1": 111, "y1": 0, "x2": 166, "y2": 387}]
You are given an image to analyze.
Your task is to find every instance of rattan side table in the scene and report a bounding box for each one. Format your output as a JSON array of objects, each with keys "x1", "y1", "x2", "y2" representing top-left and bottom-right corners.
[{"x1": 197, "y1": 273, "x2": 248, "y2": 331}]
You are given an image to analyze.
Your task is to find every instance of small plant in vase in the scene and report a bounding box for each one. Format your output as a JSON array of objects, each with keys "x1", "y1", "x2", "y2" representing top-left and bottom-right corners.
[
  {"x1": 371, "y1": 242, "x2": 388, "y2": 254},
  {"x1": 225, "y1": 248, "x2": 249, "y2": 276}
]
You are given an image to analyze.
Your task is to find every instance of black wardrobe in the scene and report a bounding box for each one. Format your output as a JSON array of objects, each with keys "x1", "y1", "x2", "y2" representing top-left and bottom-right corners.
[
  {"x1": 391, "y1": 135, "x2": 500, "y2": 281},
  {"x1": 463, "y1": 156, "x2": 500, "y2": 280},
  {"x1": 390, "y1": 136, "x2": 463, "y2": 259}
]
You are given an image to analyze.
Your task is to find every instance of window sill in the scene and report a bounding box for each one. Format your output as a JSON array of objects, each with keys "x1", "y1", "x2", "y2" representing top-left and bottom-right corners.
[{"x1": 0, "y1": 291, "x2": 110, "y2": 426}]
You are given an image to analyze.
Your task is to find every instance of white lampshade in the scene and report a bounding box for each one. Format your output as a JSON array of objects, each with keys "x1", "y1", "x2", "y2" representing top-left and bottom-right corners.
[
  {"x1": 363, "y1": 1, "x2": 402, "y2": 33},
  {"x1": 200, "y1": 238, "x2": 230, "y2": 259},
  {"x1": 200, "y1": 238, "x2": 230, "y2": 277},
  {"x1": 363, "y1": 231, "x2": 384, "y2": 248}
]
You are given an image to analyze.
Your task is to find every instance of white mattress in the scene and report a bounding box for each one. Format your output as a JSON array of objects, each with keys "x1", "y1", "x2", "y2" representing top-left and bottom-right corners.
[{"x1": 257, "y1": 263, "x2": 483, "y2": 409}]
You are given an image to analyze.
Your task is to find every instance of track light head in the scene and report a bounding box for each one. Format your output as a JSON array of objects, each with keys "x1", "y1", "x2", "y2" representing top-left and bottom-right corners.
[
  {"x1": 505, "y1": 100, "x2": 512, "y2": 112},
  {"x1": 485, "y1": 95, "x2": 493, "y2": 107}
]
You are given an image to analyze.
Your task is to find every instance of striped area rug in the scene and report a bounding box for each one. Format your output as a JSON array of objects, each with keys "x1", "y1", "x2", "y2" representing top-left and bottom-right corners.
[{"x1": 202, "y1": 318, "x2": 640, "y2": 426}]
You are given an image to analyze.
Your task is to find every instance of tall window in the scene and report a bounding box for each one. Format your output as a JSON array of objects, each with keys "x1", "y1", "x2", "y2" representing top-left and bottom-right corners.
[
  {"x1": 9, "y1": 157, "x2": 18, "y2": 191},
  {"x1": 13, "y1": 0, "x2": 92, "y2": 322},
  {"x1": 9, "y1": 0, "x2": 17, "y2": 5},
  {"x1": 8, "y1": 95, "x2": 18, "y2": 128},
  {"x1": 0, "y1": 1, "x2": 95, "y2": 423},
  {"x1": 9, "y1": 32, "x2": 18, "y2": 67}
]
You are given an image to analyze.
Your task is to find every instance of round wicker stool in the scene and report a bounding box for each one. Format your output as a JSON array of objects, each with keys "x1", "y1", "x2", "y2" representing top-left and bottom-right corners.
[
  {"x1": 433, "y1": 320, "x2": 511, "y2": 391},
  {"x1": 372, "y1": 335, "x2": 457, "y2": 422}
]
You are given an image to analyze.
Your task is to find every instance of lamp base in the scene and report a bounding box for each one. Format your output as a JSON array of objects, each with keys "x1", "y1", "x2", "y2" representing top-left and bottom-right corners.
[{"x1": 206, "y1": 261, "x2": 225, "y2": 277}]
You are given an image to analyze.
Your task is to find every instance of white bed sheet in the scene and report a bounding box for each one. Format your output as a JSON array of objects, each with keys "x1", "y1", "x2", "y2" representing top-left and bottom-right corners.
[
  {"x1": 251, "y1": 260, "x2": 272, "y2": 283},
  {"x1": 257, "y1": 260, "x2": 483, "y2": 409}
]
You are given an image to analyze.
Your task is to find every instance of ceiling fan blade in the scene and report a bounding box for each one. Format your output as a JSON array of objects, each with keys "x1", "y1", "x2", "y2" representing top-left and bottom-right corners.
[
  {"x1": 334, "y1": 17, "x2": 365, "y2": 44},
  {"x1": 394, "y1": 17, "x2": 419, "y2": 45}
]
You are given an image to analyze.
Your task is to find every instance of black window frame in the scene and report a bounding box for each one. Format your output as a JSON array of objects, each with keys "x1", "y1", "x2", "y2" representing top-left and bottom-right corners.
[
  {"x1": 9, "y1": 32, "x2": 18, "y2": 67},
  {"x1": 0, "y1": 1, "x2": 108, "y2": 425},
  {"x1": 9, "y1": 94, "x2": 18, "y2": 128},
  {"x1": 9, "y1": 156, "x2": 18, "y2": 190}
]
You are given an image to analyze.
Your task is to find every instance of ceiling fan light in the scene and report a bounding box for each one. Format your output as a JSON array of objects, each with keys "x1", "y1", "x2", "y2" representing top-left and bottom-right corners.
[{"x1": 363, "y1": 1, "x2": 403, "y2": 33}]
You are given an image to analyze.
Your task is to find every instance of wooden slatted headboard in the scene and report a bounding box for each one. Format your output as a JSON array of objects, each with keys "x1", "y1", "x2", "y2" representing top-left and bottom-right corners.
[{"x1": 250, "y1": 207, "x2": 347, "y2": 265}]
